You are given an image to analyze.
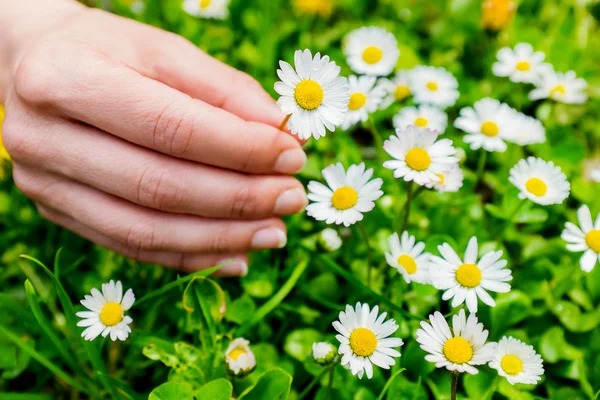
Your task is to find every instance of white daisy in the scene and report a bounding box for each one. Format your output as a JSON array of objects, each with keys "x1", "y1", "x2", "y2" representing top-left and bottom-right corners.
[
  {"x1": 312, "y1": 342, "x2": 337, "y2": 365},
  {"x1": 376, "y1": 70, "x2": 414, "y2": 108},
  {"x1": 384, "y1": 231, "x2": 431, "y2": 284},
  {"x1": 393, "y1": 105, "x2": 448, "y2": 134},
  {"x1": 341, "y1": 75, "x2": 386, "y2": 130},
  {"x1": 344, "y1": 26, "x2": 400, "y2": 76},
  {"x1": 492, "y1": 43, "x2": 546, "y2": 83},
  {"x1": 333, "y1": 302, "x2": 403, "y2": 379},
  {"x1": 411, "y1": 66, "x2": 459, "y2": 109},
  {"x1": 529, "y1": 67, "x2": 588, "y2": 104},
  {"x1": 489, "y1": 336, "x2": 544, "y2": 385},
  {"x1": 318, "y1": 228, "x2": 342, "y2": 251},
  {"x1": 454, "y1": 98, "x2": 517, "y2": 152},
  {"x1": 275, "y1": 49, "x2": 350, "y2": 140},
  {"x1": 503, "y1": 112, "x2": 546, "y2": 146},
  {"x1": 429, "y1": 236, "x2": 512, "y2": 313},
  {"x1": 416, "y1": 309, "x2": 496, "y2": 375},
  {"x1": 561, "y1": 205, "x2": 600, "y2": 272},
  {"x1": 383, "y1": 126, "x2": 459, "y2": 186},
  {"x1": 426, "y1": 164, "x2": 464, "y2": 193},
  {"x1": 306, "y1": 163, "x2": 383, "y2": 227},
  {"x1": 182, "y1": 0, "x2": 230, "y2": 19},
  {"x1": 509, "y1": 157, "x2": 570, "y2": 205},
  {"x1": 225, "y1": 338, "x2": 256, "y2": 377},
  {"x1": 76, "y1": 280, "x2": 135, "y2": 341}
]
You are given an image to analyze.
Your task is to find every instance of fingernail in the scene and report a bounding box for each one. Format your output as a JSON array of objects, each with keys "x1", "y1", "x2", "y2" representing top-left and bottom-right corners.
[
  {"x1": 251, "y1": 228, "x2": 287, "y2": 250},
  {"x1": 274, "y1": 188, "x2": 308, "y2": 215},
  {"x1": 274, "y1": 149, "x2": 307, "y2": 174},
  {"x1": 216, "y1": 259, "x2": 248, "y2": 277}
]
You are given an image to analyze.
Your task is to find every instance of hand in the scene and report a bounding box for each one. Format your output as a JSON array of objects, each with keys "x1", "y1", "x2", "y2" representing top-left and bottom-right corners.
[{"x1": 0, "y1": 2, "x2": 307, "y2": 276}]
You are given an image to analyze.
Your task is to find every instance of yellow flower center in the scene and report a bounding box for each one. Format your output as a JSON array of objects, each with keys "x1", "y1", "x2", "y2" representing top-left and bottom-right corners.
[
  {"x1": 348, "y1": 93, "x2": 367, "y2": 110},
  {"x1": 395, "y1": 85, "x2": 411, "y2": 100},
  {"x1": 585, "y1": 230, "x2": 600, "y2": 253},
  {"x1": 525, "y1": 177, "x2": 547, "y2": 197},
  {"x1": 414, "y1": 117, "x2": 428, "y2": 127},
  {"x1": 397, "y1": 254, "x2": 417, "y2": 274},
  {"x1": 426, "y1": 81, "x2": 438, "y2": 91},
  {"x1": 99, "y1": 302, "x2": 123, "y2": 326},
  {"x1": 480, "y1": 121, "x2": 499, "y2": 137},
  {"x1": 199, "y1": 0, "x2": 211, "y2": 8},
  {"x1": 228, "y1": 348, "x2": 247, "y2": 361},
  {"x1": 436, "y1": 173, "x2": 445, "y2": 185},
  {"x1": 500, "y1": 354, "x2": 523, "y2": 375},
  {"x1": 515, "y1": 61, "x2": 531, "y2": 71},
  {"x1": 331, "y1": 186, "x2": 358, "y2": 210},
  {"x1": 550, "y1": 85, "x2": 566, "y2": 97},
  {"x1": 294, "y1": 80, "x2": 324, "y2": 111},
  {"x1": 455, "y1": 263, "x2": 482, "y2": 288},
  {"x1": 349, "y1": 327, "x2": 378, "y2": 357},
  {"x1": 405, "y1": 148, "x2": 431, "y2": 171},
  {"x1": 443, "y1": 337, "x2": 473, "y2": 364},
  {"x1": 362, "y1": 46, "x2": 383, "y2": 64}
]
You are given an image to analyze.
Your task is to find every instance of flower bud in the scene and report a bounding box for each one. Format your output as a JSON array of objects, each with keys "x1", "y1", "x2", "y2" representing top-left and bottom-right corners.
[
  {"x1": 225, "y1": 338, "x2": 256, "y2": 377},
  {"x1": 318, "y1": 228, "x2": 342, "y2": 252},
  {"x1": 312, "y1": 342, "x2": 337, "y2": 366}
]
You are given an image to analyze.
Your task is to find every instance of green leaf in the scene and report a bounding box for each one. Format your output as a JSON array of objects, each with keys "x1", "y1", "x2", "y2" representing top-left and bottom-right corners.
[
  {"x1": 149, "y1": 382, "x2": 194, "y2": 400},
  {"x1": 539, "y1": 326, "x2": 583, "y2": 363},
  {"x1": 194, "y1": 379, "x2": 232, "y2": 400},
  {"x1": 491, "y1": 290, "x2": 532, "y2": 332},
  {"x1": 238, "y1": 368, "x2": 292, "y2": 400},
  {"x1": 225, "y1": 294, "x2": 256, "y2": 325},
  {"x1": 142, "y1": 341, "x2": 178, "y2": 367},
  {"x1": 283, "y1": 328, "x2": 321, "y2": 362},
  {"x1": 377, "y1": 368, "x2": 405, "y2": 400}
]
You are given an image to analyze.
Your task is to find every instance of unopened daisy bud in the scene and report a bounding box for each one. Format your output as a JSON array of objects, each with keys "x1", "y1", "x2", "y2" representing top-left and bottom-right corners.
[
  {"x1": 482, "y1": 0, "x2": 517, "y2": 31},
  {"x1": 318, "y1": 228, "x2": 342, "y2": 252},
  {"x1": 225, "y1": 338, "x2": 256, "y2": 377},
  {"x1": 312, "y1": 342, "x2": 337, "y2": 365}
]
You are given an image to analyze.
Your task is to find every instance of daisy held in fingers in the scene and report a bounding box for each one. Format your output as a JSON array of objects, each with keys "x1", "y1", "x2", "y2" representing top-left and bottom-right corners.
[
  {"x1": 393, "y1": 104, "x2": 448, "y2": 134},
  {"x1": 377, "y1": 70, "x2": 414, "y2": 108},
  {"x1": 341, "y1": 75, "x2": 386, "y2": 130},
  {"x1": 344, "y1": 26, "x2": 400, "y2": 76},
  {"x1": 489, "y1": 336, "x2": 544, "y2": 385},
  {"x1": 77, "y1": 280, "x2": 135, "y2": 341},
  {"x1": 562, "y1": 204, "x2": 600, "y2": 272},
  {"x1": 182, "y1": 0, "x2": 230, "y2": 19},
  {"x1": 492, "y1": 43, "x2": 545, "y2": 83},
  {"x1": 384, "y1": 231, "x2": 431, "y2": 284},
  {"x1": 509, "y1": 157, "x2": 570, "y2": 205},
  {"x1": 225, "y1": 338, "x2": 257, "y2": 377},
  {"x1": 333, "y1": 303, "x2": 403, "y2": 379},
  {"x1": 416, "y1": 309, "x2": 496, "y2": 374},
  {"x1": 429, "y1": 236, "x2": 512, "y2": 313},
  {"x1": 274, "y1": 49, "x2": 350, "y2": 140},
  {"x1": 529, "y1": 68, "x2": 588, "y2": 104},
  {"x1": 411, "y1": 66, "x2": 459, "y2": 109}
]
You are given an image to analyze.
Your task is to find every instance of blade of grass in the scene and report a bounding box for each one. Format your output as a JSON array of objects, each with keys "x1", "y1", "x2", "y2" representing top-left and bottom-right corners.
[
  {"x1": 0, "y1": 293, "x2": 39, "y2": 329},
  {"x1": 377, "y1": 368, "x2": 405, "y2": 400},
  {"x1": 0, "y1": 394, "x2": 54, "y2": 400}
]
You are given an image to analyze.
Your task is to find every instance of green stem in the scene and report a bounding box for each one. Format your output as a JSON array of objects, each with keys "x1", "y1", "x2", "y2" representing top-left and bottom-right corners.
[
  {"x1": 400, "y1": 181, "x2": 414, "y2": 233},
  {"x1": 297, "y1": 365, "x2": 332, "y2": 400},
  {"x1": 327, "y1": 363, "x2": 335, "y2": 398},
  {"x1": 451, "y1": 371, "x2": 459, "y2": 400},
  {"x1": 369, "y1": 119, "x2": 385, "y2": 159},
  {"x1": 475, "y1": 150, "x2": 488, "y2": 187},
  {"x1": 357, "y1": 221, "x2": 374, "y2": 286}
]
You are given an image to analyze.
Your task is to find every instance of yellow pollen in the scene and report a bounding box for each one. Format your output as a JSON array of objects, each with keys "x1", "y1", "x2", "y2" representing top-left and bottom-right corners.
[
  {"x1": 331, "y1": 186, "x2": 358, "y2": 210},
  {"x1": 99, "y1": 302, "x2": 123, "y2": 326},
  {"x1": 550, "y1": 85, "x2": 566, "y2": 97},
  {"x1": 349, "y1": 328, "x2": 378, "y2": 357},
  {"x1": 515, "y1": 61, "x2": 530, "y2": 71},
  {"x1": 455, "y1": 263, "x2": 482, "y2": 288},
  {"x1": 501, "y1": 354, "x2": 523, "y2": 375},
  {"x1": 199, "y1": 0, "x2": 211, "y2": 8},
  {"x1": 395, "y1": 85, "x2": 411, "y2": 100},
  {"x1": 397, "y1": 254, "x2": 417, "y2": 274},
  {"x1": 362, "y1": 46, "x2": 383, "y2": 64},
  {"x1": 405, "y1": 148, "x2": 431, "y2": 171},
  {"x1": 294, "y1": 80, "x2": 324, "y2": 111},
  {"x1": 436, "y1": 173, "x2": 445, "y2": 185},
  {"x1": 426, "y1": 81, "x2": 438, "y2": 91},
  {"x1": 348, "y1": 93, "x2": 367, "y2": 110},
  {"x1": 480, "y1": 121, "x2": 499, "y2": 137},
  {"x1": 228, "y1": 348, "x2": 247, "y2": 361},
  {"x1": 525, "y1": 177, "x2": 547, "y2": 197},
  {"x1": 585, "y1": 230, "x2": 600, "y2": 253},
  {"x1": 443, "y1": 337, "x2": 473, "y2": 364},
  {"x1": 414, "y1": 117, "x2": 428, "y2": 127}
]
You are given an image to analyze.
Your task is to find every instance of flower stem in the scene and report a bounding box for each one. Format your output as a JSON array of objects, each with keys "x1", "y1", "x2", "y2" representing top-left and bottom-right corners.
[
  {"x1": 327, "y1": 363, "x2": 336, "y2": 398},
  {"x1": 451, "y1": 371, "x2": 459, "y2": 400},
  {"x1": 475, "y1": 150, "x2": 488, "y2": 187},
  {"x1": 297, "y1": 365, "x2": 333, "y2": 400},
  {"x1": 400, "y1": 181, "x2": 414, "y2": 233},
  {"x1": 369, "y1": 118, "x2": 385, "y2": 158},
  {"x1": 357, "y1": 221, "x2": 374, "y2": 286},
  {"x1": 278, "y1": 114, "x2": 291, "y2": 131}
]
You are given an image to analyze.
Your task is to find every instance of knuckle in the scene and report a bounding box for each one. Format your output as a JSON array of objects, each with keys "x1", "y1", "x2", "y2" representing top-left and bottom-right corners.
[
  {"x1": 13, "y1": 41, "x2": 64, "y2": 104},
  {"x1": 136, "y1": 163, "x2": 183, "y2": 211},
  {"x1": 208, "y1": 226, "x2": 234, "y2": 253},
  {"x1": 123, "y1": 220, "x2": 159, "y2": 251},
  {"x1": 12, "y1": 167, "x2": 39, "y2": 198},
  {"x1": 229, "y1": 186, "x2": 260, "y2": 218},
  {"x1": 0, "y1": 116, "x2": 28, "y2": 160},
  {"x1": 151, "y1": 103, "x2": 194, "y2": 156}
]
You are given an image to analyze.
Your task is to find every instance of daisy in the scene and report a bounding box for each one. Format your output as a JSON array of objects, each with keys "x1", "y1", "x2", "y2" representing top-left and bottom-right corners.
[
  {"x1": 429, "y1": 236, "x2": 512, "y2": 313},
  {"x1": 292, "y1": 0, "x2": 333, "y2": 16},
  {"x1": 76, "y1": 280, "x2": 135, "y2": 341},
  {"x1": 454, "y1": 98, "x2": 517, "y2": 152},
  {"x1": 393, "y1": 105, "x2": 448, "y2": 134},
  {"x1": 344, "y1": 27, "x2": 400, "y2": 76},
  {"x1": 306, "y1": 163, "x2": 383, "y2": 227},
  {"x1": 341, "y1": 75, "x2": 385, "y2": 130},
  {"x1": 275, "y1": 49, "x2": 350, "y2": 140},
  {"x1": 529, "y1": 68, "x2": 588, "y2": 104},
  {"x1": 489, "y1": 336, "x2": 544, "y2": 385},
  {"x1": 503, "y1": 113, "x2": 546, "y2": 146},
  {"x1": 416, "y1": 309, "x2": 496, "y2": 374},
  {"x1": 492, "y1": 43, "x2": 545, "y2": 83},
  {"x1": 561, "y1": 205, "x2": 600, "y2": 272},
  {"x1": 411, "y1": 66, "x2": 459, "y2": 109},
  {"x1": 0, "y1": 105, "x2": 9, "y2": 161},
  {"x1": 509, "y1": 157, "x2": 570, "y2": 205},
  {"x1": 318, "y1": 228, "x2": 342, "y2": 251},
  {"x1": 383, "y1": 126, "x2": 458, "y2": 186},
  {"x1": 225, "y1": 338, "x2": 256, "y2": 377},
  {"x1": 312, "y1": 342, "x2": 337, "y2": 365},
  {"x1": 384, "y1": 231, "x2": 431, "y2": 284},
  {"x1": 333, "y1": 302, "x2": 403, "y2": 379},
  {"x1": 182, "y1": 0, "x2": 230, "y2": 19},
  {"x1": 377, "y1": 70, "x2": 414, "y2": 108},
  {"x1": 425, "y1": 164, "x2": 464, "y2": 193}
]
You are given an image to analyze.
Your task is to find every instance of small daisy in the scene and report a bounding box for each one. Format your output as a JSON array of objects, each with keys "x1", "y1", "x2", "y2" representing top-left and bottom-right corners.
[
  {"x1": 318, "y1": 228, "x2": 342, "y2": 251},
  {"x1": 384, "y1": 231, "x2": 431, "y2": 284},
  {"x1": 489, "y1": 336, "x2": 544, "y2": 385},
  {"x1": 344, "y1": 27, "x2": 400, "y2": 76},
  {"x1": 274, "y1": 49, "x2": 350, "y2": 140},
  {"x1": 429, "y1": 236, "x2": 512, "y2": 313},
  {"x1": 383, "y1": 126, "x2": 458, "y2": 186},
  {"x1": 393, "y1": 105, "x2": 448, "y2": 134},
  {"x1": 529, "y1": 68, "x2": 588, "y2": 104},
  {"x1": 509, "y1": 157, "x2": 570, "y2": 205},
  {"x1": 225, "y1": 338, "x2": 257, "y2": 377},
  {"x1": 503, "y1": 113, "x2": 546, "y2": 146},
  {"x1": 333, "y1": 302, "x2": 403, "y2": 379},
  {"x1": 76, "y1": 280, "x2": 135, "y2": 341},
  {"x1": 426, "y1": 164, "x2": 464, "y2": 193},
  {"x1": 341, "y1": 75, "x2": 386, "y2": 130},
  {"x1": 182, "y1": 0, "x2": 230, "y2": 19},
  {"x1": 312, "y1": 342, "x2": 337, "y2": 365},
  {"x1": 306, "y1": 163, "x2": 383, "y2": 227},
  {"x1": 416, "y1": 309, "x2": 496, "y2": 374},
  {"x1": 292, "y1": 0, "x2": 333, "y2": 16},
  {"x1": 454, "y1": 98, "x2": 517, "y2": 152},
  {"x1": 377, "y1": 70, "x2": 414, "y2": 108},
  {"x1": 411, "y1": 66, "x2": 459, "y2": 109},
  {"x1": 561, "y1": 205, "x2": 600, "y2": 272},
  {"x1": 492, "y1": 43, "x2": 545, "y2": 83}
]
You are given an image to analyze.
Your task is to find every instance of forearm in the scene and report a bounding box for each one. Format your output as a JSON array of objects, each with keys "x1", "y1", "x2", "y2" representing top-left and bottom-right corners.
[{"x1": 0, "y1": 0, "x2": 84, "y2": 102}]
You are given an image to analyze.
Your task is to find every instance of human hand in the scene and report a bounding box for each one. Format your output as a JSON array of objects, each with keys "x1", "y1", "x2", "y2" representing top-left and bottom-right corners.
[{"x1": 0, "y1": 1, "x2": 307, "y2": 276}]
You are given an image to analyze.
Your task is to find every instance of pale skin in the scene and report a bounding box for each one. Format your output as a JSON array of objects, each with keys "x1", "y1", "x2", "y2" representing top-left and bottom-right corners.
[{"x1": 0, "y1": 0, "x2": 308, "y2": 276}]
